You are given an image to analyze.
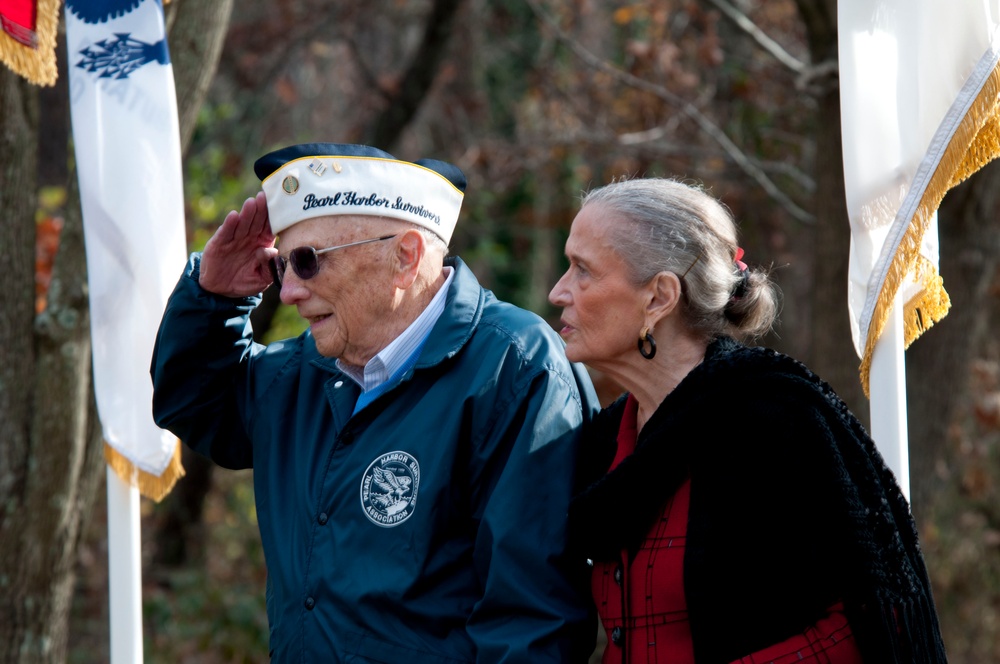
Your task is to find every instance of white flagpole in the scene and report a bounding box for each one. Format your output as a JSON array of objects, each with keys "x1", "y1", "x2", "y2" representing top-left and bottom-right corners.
[
  {"x1": 107, "y1": 467, "x2": 144, "y2": 663},
  {"x1": 869, "y1": 288, "x2": 911, "y2": 501}
]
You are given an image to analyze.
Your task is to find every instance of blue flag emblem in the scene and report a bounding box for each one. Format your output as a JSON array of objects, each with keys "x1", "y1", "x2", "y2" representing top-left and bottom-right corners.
[{"x1": 66, "y1": 0, "x2": 170, "y2": 79}]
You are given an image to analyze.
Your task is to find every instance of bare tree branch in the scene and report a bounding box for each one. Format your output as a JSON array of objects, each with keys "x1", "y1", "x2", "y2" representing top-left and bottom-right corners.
[
  {"x1": 340, "y1": 32, "x2": 394, "y2": 103},
  {"x1": 524, "y1": 0, "x2": 814, "y2": 223},
  {"x1": 704, "y1": 0, "x2": 807, "y2": 75},
  {"x1": 517, "y1": 124, "x2": 817, "y2": 193}
]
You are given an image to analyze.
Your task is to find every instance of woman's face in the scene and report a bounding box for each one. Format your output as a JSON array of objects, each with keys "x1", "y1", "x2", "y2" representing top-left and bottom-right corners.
[{"x1": 549, "y1": 203, "x2": 649, "y2": 369}]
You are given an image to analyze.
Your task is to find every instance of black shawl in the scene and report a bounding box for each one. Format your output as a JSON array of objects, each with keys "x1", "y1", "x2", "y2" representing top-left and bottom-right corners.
[{"x1": 569, "y1": 337, "x2": 947, "y2": 663}]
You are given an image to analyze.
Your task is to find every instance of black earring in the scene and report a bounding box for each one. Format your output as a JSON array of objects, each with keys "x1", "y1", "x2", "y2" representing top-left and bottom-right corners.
[{"x1": 638, "y1": 327, "x2": 656, "y2": 360}]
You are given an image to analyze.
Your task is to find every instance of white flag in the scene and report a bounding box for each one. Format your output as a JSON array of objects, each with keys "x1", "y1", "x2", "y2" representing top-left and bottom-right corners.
[
  {"x1": 839, "y1": 1, "x2": 1000, "y2": 394},
  {"x1": 66, "y1": 0, "x2": 187, "y2": 500}
]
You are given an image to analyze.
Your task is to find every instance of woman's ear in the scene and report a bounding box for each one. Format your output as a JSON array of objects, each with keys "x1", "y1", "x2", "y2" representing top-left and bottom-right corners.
[
  {"x1": 393, "y1": 229, "x2": 425, "y2": 290},
  {"x1": 644, "y1": 270, "x2": 682, "y2": 327}
]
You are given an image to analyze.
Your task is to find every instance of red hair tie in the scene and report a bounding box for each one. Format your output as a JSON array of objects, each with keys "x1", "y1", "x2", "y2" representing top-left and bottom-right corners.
[
  {"x1": 731, "y1": 248, "x2": 750, "y2": 300},
  {"x1": 734, "y1": 247, "x2": 748, "y2": 271}
]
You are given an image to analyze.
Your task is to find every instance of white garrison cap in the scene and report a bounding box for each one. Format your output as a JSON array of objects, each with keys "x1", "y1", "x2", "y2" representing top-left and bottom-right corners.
[{"x1": 254, "y1": 143, "x2": 466, "y2": 243}]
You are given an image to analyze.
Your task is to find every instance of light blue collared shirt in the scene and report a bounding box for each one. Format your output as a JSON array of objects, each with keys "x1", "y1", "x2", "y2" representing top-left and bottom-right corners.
[{"x1": 337, "y1": 266, "x2": 454, "y2": 393}]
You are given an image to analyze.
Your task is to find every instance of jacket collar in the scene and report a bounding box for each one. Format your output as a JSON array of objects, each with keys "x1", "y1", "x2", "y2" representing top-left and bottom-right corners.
[{"x1": 415, "y1": 256, "x2": 485, "y2": 368}]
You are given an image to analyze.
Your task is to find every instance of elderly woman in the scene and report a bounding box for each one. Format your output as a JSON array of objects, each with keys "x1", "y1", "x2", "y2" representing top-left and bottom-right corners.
[{"x1": 549, "y1": 178, "x2": 947, "y2": 664}]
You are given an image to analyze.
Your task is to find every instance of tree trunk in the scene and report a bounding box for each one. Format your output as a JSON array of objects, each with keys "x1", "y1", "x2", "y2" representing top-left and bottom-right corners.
[
  {"x1": 166, "y1": 0, "x2": 235, "y2": 156},
  {"x1": 794, "y1": 0, "x2": 869, "y2": 422},
  {"x1": 0, "y1": 57, "x2": 37, "y2": 543},
  {"x1": 907, "y1": 161, "x2": 1000, "y2": 517},
  {"x1": 366, "y1": 0, "x2": 466, "y2": 150},
  {"x1": 905, "y1": 160, "x2": 1000, "y2": 664},
  {"x1": 0, "y1": 57, "x2": 107, "y2": 662},
  {"x1": 0, "y1": 1, "x2": 237, "y2": 658}
]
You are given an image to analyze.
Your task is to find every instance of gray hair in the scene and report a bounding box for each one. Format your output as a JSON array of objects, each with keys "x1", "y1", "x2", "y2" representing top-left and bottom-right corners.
[
  {"x1": 581, "y1": 177, "x2": 778, "y2": 341},
  {"x1": 358, "y1": 216, "x2": 450, "y2": 259},
  {"x1": 418, "y1": 225, "x2": 450, "y2": 258}
]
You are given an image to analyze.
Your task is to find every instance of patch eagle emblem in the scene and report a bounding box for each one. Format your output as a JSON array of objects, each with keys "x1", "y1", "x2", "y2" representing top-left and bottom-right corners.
[{"x1": 360, "y1": 451, "x2": 420, "y2": 527}]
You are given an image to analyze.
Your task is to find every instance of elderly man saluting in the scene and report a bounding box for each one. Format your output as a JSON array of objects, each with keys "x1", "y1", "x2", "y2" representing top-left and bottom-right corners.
[{"x1": 151, "y1": 143, "x2": 598, "y2": 663}]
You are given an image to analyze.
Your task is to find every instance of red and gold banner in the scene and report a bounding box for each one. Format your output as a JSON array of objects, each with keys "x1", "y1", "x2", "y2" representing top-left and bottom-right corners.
[{"x1": 0, "y1": 0, "x2": 59, "y2": 85}]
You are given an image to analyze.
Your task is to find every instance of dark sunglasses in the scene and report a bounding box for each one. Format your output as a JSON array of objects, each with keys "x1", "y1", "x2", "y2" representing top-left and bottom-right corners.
[{"x1": 269, "y1": 234, "x2": 397, "y2": 285}]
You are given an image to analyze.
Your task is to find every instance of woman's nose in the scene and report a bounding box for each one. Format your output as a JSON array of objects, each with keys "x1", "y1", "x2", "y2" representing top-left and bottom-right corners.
[{"x1": 548, "y1": 272, "x2": 570, "y2": 306}]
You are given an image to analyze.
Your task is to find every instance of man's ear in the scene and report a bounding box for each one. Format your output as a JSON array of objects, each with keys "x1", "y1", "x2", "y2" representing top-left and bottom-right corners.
[
  {"x1": 644, "y1": 270, "x2": 682, "y2": 327},
  {"x1": 393, "y1": 229, "x2": 425, "y2": 290}
]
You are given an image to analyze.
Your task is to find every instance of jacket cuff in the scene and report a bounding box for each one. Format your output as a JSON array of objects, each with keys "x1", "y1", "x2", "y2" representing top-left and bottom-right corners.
[{"x1": 183, "y1": 252, "x2": 263, "y2": 309}]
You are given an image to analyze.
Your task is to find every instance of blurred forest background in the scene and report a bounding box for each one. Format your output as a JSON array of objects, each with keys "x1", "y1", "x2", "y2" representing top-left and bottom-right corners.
[{"x1": 3, "y1": 0, "x2": 1000, "y2": 662}]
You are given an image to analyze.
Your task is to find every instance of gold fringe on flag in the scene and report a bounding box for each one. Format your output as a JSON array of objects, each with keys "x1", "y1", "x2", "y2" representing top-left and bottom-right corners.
[
  {"x1": 104, "y1": 439, "x2": 186, "y2": 503},
  {"x1": 0, "y1": 0, "x2": 60, "y2": 86},
  {"x1": 860, "y1": 60, "x2": 1000, "y2": 396}
]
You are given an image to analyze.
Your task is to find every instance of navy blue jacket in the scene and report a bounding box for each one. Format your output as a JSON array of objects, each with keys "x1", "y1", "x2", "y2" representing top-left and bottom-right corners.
[{"x1": 151, "y1": 255, "x2": 599, "y2": 663}]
